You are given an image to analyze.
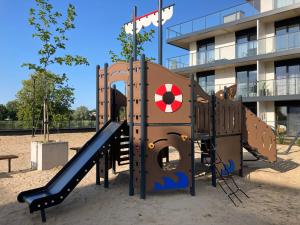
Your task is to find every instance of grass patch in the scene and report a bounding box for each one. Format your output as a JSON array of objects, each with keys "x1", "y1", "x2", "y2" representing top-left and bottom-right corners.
[{"x1": 296, "y1": 139, "x2": 300, "y2": 147}]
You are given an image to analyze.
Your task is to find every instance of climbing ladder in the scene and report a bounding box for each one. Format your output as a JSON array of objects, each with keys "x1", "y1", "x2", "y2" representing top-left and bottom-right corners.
[
  {"x1": 117, "y1": 135, "x2": 130, "y2": 166},
  {"x1": 197, "y1": 140, "x2": 249, "y2": 206},
  {"x1": 214, "y1": 151, "x2": 249, "y2": 206}
]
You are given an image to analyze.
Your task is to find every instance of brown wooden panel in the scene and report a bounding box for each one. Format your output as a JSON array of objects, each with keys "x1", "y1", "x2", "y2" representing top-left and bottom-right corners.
[
  {"x1": 242, "y1": 107, "x2": 277, "y2": 162},
  {"x1": 146, "y1": 63, "x2": 191, "y2": 124},
  {"x1": 216, "y1": 135, "x2": 241, "y2": 173},
  {"x1": 146, "y1": 126, "x2": 192, "y2": 192}
]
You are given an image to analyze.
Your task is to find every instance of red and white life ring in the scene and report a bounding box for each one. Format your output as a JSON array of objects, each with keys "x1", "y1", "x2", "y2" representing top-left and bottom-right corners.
[{"x1": 155, "y1": 84, "x2": 183, "y2": 113}]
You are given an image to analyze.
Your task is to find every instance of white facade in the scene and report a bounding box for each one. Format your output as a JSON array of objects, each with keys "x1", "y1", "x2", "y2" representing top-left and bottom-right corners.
[{"x1": 167, "y1": 0, "x2": 300, "y2": 135}]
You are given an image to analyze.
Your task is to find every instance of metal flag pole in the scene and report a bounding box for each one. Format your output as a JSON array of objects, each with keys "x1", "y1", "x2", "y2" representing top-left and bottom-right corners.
[
  {"x1": 133, "y1": 6, "x2": 137, "y2": 61},
  {"x1": 158, "y1": 0, "x2": 163, "y2": 65}
]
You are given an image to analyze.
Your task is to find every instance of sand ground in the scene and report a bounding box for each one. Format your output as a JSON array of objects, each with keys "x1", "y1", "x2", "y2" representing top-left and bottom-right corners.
[{"x1": 0, "y1": 133, "x2": 299, "y2": 225}]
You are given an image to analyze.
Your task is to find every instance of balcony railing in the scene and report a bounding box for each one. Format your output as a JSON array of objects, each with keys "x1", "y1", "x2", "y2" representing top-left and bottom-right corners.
[
  {"x1": 167, "y1": 0, "x2": 258, "y2": 39},
  {"x1": 258, "y1": 32, "x2": 300, "y2": 54},
  {"x1": 258, "y1": 77, "x2": 300, "y2": 97},
  {"x1": 167, "y1": 0, "x2": 300, "y2": 40},
  {"x1": 275, "y1": 0, "x2": 300, "y2": 9},
  {"x1": 198, "y1": 77, "x2": 300, "y2": 98},
  {"x1": 167, "y1": 32, "x2": 300, "y2": 70},
  {"x1": 167, "y1": 41, "x2": 258, "y2": 70}
]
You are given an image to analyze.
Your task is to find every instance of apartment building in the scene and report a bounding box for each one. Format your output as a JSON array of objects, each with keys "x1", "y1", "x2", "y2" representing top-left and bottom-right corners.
[{"x1": 166, "y1": 0, "x2": 300, "y2": 136}]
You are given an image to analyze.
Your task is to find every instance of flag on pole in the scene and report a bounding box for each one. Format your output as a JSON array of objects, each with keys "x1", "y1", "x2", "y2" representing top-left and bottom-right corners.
[{"x1": 124, "y1": 5, "x2": 174, "y2": 34}]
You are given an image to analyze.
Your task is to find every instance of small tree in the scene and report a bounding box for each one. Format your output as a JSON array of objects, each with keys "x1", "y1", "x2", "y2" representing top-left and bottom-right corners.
[
  {"x1": 0, "y1": 104, "x2": 8, "y2": 120},
  {"x1": 22, "y1": 0, "x2": 89, "y2": 141},
  {"x1": 109, "y1": 27, "x2": 155, "y2": 62},
  {"x1": 16, "y1": 72, "x2": 74, "y2": 127},
  {"x1": 73, "y1": 106, "x2": 90, "y2": 121}
]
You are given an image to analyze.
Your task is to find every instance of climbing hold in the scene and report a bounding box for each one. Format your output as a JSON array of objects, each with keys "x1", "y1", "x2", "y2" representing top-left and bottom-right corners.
[
  {"x1": 181, "y1": 135, "x2": 188, "y2": 142},
  {"x1": 148, "y1": 143, "x2": 155, "y2": 149},
  {"x1": 155, "y1": 84, "x2": 183, "y2": 113},
  {"x1": 221, "y1": 160, "x2": 235, "y2": 176}
]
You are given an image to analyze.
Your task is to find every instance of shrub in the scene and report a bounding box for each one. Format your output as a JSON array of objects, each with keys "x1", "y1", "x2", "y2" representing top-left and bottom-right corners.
[{"x1": 277, "y1": 132, "x2": 286, "y2": 145}]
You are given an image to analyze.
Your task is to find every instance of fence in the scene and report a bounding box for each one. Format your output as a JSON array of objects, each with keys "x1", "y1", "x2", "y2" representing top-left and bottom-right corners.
[{"x1": 0, "y1": 120, "x2": 96, "y2": 131}]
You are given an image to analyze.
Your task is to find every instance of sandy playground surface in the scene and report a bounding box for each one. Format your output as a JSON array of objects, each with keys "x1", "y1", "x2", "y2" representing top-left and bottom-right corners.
[{"x1": 0, "y1": 132, "x2": 300, "y2": 225}]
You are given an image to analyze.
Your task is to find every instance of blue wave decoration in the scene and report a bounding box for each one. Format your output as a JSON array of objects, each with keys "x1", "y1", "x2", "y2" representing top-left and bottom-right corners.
[
  {"x1": 153, "y1": 172, "x2": 189, "y2": 191},
  {"x1": 221, "y1": 160, "x2": 235, "y2": 176}
]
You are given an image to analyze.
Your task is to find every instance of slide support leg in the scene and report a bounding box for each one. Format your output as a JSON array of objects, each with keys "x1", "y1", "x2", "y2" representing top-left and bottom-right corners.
[{"x1": 41, "y1": 209, "x2": 46, "y2": 223}]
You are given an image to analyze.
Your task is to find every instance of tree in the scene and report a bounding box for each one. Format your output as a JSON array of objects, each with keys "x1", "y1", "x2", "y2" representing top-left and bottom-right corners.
[
  {"x1": 109, "y1": 27, "x2": 155, "y2": 62},
  {"x1": 6, "y1": 100, "x2": 18, "y2": 120},
  {"x1": 73, "y1": 106, "x2": 89, "y2": 121},
  {"x1": 16, "y1": 72, "x2": 74, "y2": 126},
  {"x1": 22, "y1": 0, "x2": 89, "y2": 141},
  {"x1": 0, "y1": 104, "x2": 8, "y2": 120}
]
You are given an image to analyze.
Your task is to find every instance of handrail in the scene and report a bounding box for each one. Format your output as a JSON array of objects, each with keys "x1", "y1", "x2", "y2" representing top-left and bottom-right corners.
[
  {"x1": 167, "y1": 0, "x2": 257, "y2": 39},
  {"x1": 167, "y1": 0, "x2": 300, "y2": 39},
  {"x1": 167, "y1": 32, "x2": 300, "y2": 70}
]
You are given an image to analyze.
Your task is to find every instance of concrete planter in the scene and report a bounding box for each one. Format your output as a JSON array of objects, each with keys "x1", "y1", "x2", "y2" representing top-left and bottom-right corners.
[{"x1": 31, "y1": 141, "x2": 68, "y2": 171}]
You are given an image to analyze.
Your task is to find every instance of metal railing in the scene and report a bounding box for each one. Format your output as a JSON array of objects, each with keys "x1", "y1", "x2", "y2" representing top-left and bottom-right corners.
[
  {"x1": 167, "y1": 32, "x2": 300, "y2": 70},
  {"x1": 167, "y1": 0, "x2": 300, "y2": 39},
  {"x1": 198, "y1": 76, "x2": 300, "y2": 98},
  {"x1": 258, "y1": 77, "x2": 300, "y2": 97},
  {"x1": 0, "y1": 120, "x2": 96, "y2": 130},
  {"x1": 167, "y1": 0, "x2": 258, "y2": 39},
  {"x1": 258, "y1": 31, "x2": 300, "y2": 54},
  {"x1": 274, "y1": 0, "x2": 300, "y2": 10},
  {"x1": 167, "y1": 40, "x2": 258, "y2": 70}
]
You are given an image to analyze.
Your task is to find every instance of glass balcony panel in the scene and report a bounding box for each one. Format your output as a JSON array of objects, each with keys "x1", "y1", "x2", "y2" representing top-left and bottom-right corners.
[
  {"x1": 248, "y1": 82, "x2": 257, "y2": 97},
  {"x1": 167, "y1": 33, "x2": 300, "y2": 70},
  {"x1": 205, "y1": 12, "x2": 221, "y2": 29},
  {"x1": 276, "y1": 34, "x2": 288, "y2": 51},
  {"x1": 192, "y1": 18, "x2": 206, "y2": 33},
  {"x1": 276, "y1": 79, "x2": 288, "y2": 96},
  {"x1": 167, "y1": 1, "x2": 258, "y2": 39},
  {"x1": 237, "y1": 83, "x2": 248, "y2": 97},
  {"x1": 237, "y1": 43, "x2": 246, "y2": 58},
  {"x1": 288, "y1": 78, "x2": 297, "y2": 95},
  {"x1": 198, "y1": 52, "x2": 207, "y2": 65},
  {"x1": 288, "y1": 32, "x2": 300, "y2": 49},
  {"x1": 180, "y1": 21, "x2": 193, "y2": 36},
  {"x1": 206, "y1": 85, "x2": 215, "y2": 94},
  {"x1": 275, "y1": 0, "x2": 294, "y2": 9},
  {"x1": 207, "y1": 50, "x2": 215, "y2": 63}
]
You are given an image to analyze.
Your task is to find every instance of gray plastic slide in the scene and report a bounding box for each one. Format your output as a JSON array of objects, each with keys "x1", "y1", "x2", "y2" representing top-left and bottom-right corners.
[{"x1": 18, "y1": 121, "x2": 124, "y2": 212}]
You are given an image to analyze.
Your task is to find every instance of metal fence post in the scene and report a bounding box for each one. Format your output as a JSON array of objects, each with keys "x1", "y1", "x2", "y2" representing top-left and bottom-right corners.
[
  {"x1": 129, "y1": 57, "x2": 134, "y2": 196},
  {"x1": 140, "y1": 54, "x2": 147, "y2": 199}
]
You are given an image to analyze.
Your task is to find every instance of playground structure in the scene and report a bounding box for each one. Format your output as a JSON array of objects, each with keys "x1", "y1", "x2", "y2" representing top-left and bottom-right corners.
[{"x1": 18, "y1": 56, "x2": 277, "y2": 222}]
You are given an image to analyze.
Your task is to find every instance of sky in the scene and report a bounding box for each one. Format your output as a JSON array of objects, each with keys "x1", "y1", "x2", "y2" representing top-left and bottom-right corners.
[{"x1": 0, "y1": 0, "x2": 245, "y2": 110}]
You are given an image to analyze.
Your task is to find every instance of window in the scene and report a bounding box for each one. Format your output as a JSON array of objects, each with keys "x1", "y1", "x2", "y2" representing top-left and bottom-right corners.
[
  {"x1": 275, "y1": 59, "x2": 300, "y2": 95},
  {"x1": 236, "y1": 65, "x2": 257, "y2": 97},
  {"x1": 197, "y1": 71, "x2": 215, "y2": 94},
  {"x1": 276, "y1": 101, "x2": 300, "y2": 136},
  {"x1": 197, "y1": 38, "x2": 215, "y2": 65},
  {"x1": 236, "y1": 28, "x2": 257, "y2": 58},
  {"x1": 275, "y1": 17, "x2": 300, "y2": 50}
]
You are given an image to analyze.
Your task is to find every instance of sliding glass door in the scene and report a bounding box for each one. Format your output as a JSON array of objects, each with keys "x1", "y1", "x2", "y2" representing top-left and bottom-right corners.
[{"x1": 236, "y1": 66, "x2": 257, "y2": 97}]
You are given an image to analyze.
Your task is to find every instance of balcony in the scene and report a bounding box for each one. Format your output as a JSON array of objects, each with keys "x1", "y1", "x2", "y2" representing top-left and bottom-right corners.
[
  {"x1": 167, "y1": 0, "x2": 300, "y2": 40},
  {"x1": 258, "y1": 77, "x2": 300, "y2": 97},
  {"x1": 200, "y1": 76, "x2": 300, "y2": 99},
  {"x1": 167, "y1": 32, "x2": 300, "y2": 70},
  {"x1": 167, "y1": 41, "x2": 258, "y2": 70},
  {"x1": 167, "y1": 1, "x2": 258, "y2": 40}
]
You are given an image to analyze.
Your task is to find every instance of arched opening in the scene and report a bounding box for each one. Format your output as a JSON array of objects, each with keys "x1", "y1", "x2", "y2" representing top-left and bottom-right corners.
[
  {"x1": 157, "y1": 146, "x2": 181, "y2": 171},
  {"x1": 110, "y1": 81, "x2": 127, "y2": 122}
]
